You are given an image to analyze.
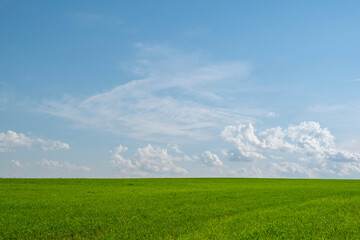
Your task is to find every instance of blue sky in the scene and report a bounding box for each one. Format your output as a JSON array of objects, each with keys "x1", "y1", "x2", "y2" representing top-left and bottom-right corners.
[{"x1": 1, "y1": 0, "x2": 360, "y2": 178}]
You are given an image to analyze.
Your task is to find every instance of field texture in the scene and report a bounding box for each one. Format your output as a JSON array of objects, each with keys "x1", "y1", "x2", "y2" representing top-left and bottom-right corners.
[{"x1": 1, "y1": 178, "x2": 360, "y2": 239}]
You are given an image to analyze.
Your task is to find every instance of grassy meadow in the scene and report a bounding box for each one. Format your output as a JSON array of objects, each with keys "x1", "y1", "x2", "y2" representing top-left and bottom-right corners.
[{"x1": 1, "y1": 178, "x2": 360, "y2": 239}]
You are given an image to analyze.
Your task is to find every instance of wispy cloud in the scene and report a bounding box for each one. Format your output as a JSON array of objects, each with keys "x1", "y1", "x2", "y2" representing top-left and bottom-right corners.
[
  {"x1": 266, "y1": 112, "x2": 277, "y2": 117},
  {"x1": 0, "y1": 130, "x2": 70, "y2": 152},
  {"x1": 307, "y1": 104, "x2": 346, "y2": 113},
  {"x1": 11, "y1": 160, "x2": 22, "y2": 168},
  {"x1": 40, "y1": 44, "x2": 268, "y2": 141},
  {"x1": 168, "y1": 144, "x2": 182, "y2": 153},
  {"x1": 38, "y1": 159, "x2": 90, "y2": 172},
  {"x1": 343, "y1": 78, "x2": 360, "y2": 83},
  {"x1": 229, "y1": 166, "x2": 263, "y2": 178}
]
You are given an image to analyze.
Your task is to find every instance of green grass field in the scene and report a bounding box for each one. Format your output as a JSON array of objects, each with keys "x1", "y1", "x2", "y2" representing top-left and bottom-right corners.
[{"x1": 1, "y1": 178, "x2": 360, "y2": 239}]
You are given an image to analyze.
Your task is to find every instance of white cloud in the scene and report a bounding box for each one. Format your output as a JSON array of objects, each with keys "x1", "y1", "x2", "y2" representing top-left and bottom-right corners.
[
  {"x1": 197, "y1": 151, "x2": 223, "y2": 167},
  {"x1": 0, "y1": 130, "x2": 70, "y2": 152},
  {"x1": 343, "y1": 78, "x2": 360, "y2": 83},
  {"x1": 266, "y1": 112, "x2": 277, "y2": 117},
  {"x1": 110, "y1": 144, "x2": 188, "y2": 176},
  {"x1": 0, "y1": 130, "x2": 32, "y2": 152},
  {"x1": 229, "y1": 166, "x2": 263, "y2": 178},
  {"x1": 268, "y1": 162, "x2": 316, "y2": 178},
  {"x1": 35, "y1": 138, "x2": 71, "y2": 151},
  {"x1": 222, "y1": 121, "x2": 360, "y2": 162},
  {"x1": 11, "y1": 160, "x2": 22, "y2": 168},
  {"x1": 307, "y1": 104, "x2": 346, "y2": 113},
  {"x1": 221, "y1": 123, "x2": 267, "y2": 161},
  {"x1": 222, "y1": 121, "x2": 360, "y2": 177},
  {"x1": 40, "y1": 44, "x2": 270, "y2": 141},
  {"x1": 38, "y1": 159, "x2": 90, "y2": 172},
  {"x1": 168, "y1": 144, "x2": 182, "y2": 153}
]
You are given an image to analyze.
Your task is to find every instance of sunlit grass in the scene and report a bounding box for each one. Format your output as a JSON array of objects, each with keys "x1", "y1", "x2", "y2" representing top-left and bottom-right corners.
[{"x1": 1, "y1": 178, "x2": 360, "y2": 239}]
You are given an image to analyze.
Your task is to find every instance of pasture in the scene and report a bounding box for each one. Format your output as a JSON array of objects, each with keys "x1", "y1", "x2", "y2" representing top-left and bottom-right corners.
[{"x1": 1, "y1": 178, "x2": 360, "y2": 239}]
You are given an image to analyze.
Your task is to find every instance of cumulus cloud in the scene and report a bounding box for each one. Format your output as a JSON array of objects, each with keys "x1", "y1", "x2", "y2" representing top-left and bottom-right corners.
[
  {"x1": 222, "y1": 121, "x2": 360, "y2": 162},
  {"x1": 38, "y1": 159, "x2": 90, "y2": 172},
  {"x1": 40, "y1": 44, "x2": 271, "y2": 141},
  {"x1": 110, "y1": 144, "x2": 188, "y2": 176},
  {"x1": 0, "y1": 130, "x2": 70, "y2": 152},
  {"x1": 196, "y1": 151, "x2": 223, "y2": 167},
  {"x1": 0, "y1": 130, "x2": 32, "y2": 152},
  {"x1": 222, "y1": 121, "x2": 360, "y2": 177}
]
